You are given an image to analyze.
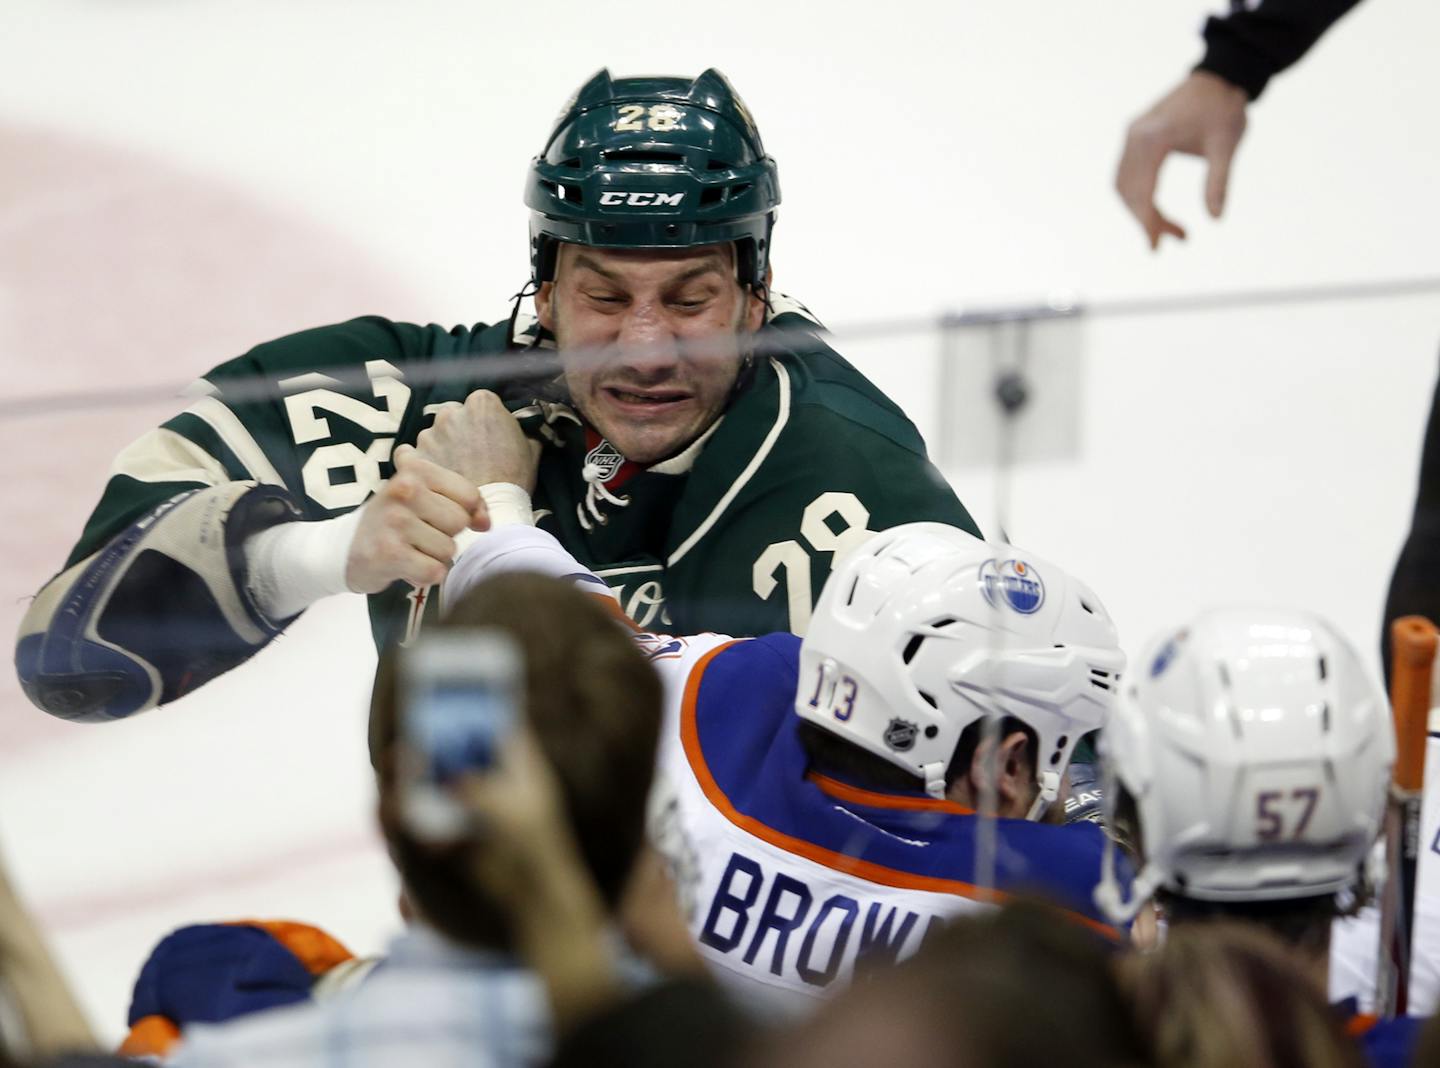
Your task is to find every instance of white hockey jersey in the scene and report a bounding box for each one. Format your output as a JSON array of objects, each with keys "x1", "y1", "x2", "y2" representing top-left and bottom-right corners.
[
  {"x1": 445, "y1": 527, "x2": 1124, "y2": 1015},
  {"x1": 1330, "y1": 726, "x2": 1440, "y2": 1016}
]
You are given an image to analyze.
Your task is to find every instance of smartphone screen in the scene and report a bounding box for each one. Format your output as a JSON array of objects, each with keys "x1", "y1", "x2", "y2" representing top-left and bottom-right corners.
[
  {"x1": 398, "y1": 629, "x2": 521, "y2": 840},
  {"x1": 409, "y1": 680, "x2": 511, "y2": 780}
]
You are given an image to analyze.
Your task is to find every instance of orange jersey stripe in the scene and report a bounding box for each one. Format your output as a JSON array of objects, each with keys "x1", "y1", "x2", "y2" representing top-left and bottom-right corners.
[
  {"x1": 225, "y1": 920, "x2": 354, "y2": 976},
  {"x1": 807, "y1": 771, "x2": 975, "y2": 816},
  {"x1": 591, "y1": 591, "x2": 644, "y2": 631},
  {"x1": 1346, "y1": 1013, "x2": 1379, "y2": 1039},
  {"x1": 118, "y1": 1014, "x2": 181, "y2": 1057}
]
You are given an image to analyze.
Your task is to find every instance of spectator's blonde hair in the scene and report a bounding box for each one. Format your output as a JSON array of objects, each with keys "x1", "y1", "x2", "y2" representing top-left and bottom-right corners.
[{"x1": 1119, "y1": 923, "x2": 1364, "y2": 1068}]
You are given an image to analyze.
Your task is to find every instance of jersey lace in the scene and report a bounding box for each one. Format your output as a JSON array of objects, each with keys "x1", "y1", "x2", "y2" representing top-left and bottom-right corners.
[{"x1": 577, "y1": 461, "x2": 631, "y2": 530}]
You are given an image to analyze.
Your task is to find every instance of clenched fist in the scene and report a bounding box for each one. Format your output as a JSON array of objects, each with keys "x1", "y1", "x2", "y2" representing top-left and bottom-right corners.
[
  {"x1": 345, "y1": 447, "x2": 487, "y2": 594},
  {"x1": 416, "y1": 389, "x2": 543, "y2": 492}
]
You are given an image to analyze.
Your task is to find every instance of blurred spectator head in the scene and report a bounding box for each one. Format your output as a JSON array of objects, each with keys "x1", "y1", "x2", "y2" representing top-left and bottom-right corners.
[
  {"x1": 369, "y1": 572, "x2": 662, "y2": 951},
  {"x1": 1414, "y1": 1009, "x2": 1440, "y2": 1068},
  {"x1": 1119, "y1": 922, "x2": 1365, "y2": 1068},
  {"x1": 758, "y1": 901, "x2": 1146, "y2": 1068}
]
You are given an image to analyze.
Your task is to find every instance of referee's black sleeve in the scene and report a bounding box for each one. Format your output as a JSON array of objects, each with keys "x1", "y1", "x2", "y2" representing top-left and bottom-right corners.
[
  {"x1": 1197, "y1": 0, "x2": 1365, "y2": 100},
  {"x1": 1383, "y1": 358, "x2": 1440, "y2": 690}
]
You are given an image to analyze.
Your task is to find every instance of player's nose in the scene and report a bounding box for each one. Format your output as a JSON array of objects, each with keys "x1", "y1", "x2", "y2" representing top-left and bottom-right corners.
[{"x1": 613, "y1": 304, "x2": 681, "y2": 373}]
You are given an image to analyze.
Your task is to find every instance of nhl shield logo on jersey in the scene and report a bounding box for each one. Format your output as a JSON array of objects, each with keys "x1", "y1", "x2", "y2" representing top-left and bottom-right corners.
[
  {"x1": 583, "y1": 439, "x2": 625, "y2": 482},
  {"x1": 883, "y1": 718, "x2": 919, "y2": 752},
  {"x1": 979, "y1": 558, "x2": 1045, "y2": 615}
]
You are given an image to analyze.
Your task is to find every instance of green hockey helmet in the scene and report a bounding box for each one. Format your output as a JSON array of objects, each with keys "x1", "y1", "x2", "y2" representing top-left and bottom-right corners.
[{"x1": 526, "y1": 68, "x2": 780, "y2": 290}]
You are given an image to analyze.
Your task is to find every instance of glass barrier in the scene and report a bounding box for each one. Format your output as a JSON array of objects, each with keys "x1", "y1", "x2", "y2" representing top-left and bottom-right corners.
[{"x1": 3, "y1": 280, "x2": 1438, "y2": 1037}]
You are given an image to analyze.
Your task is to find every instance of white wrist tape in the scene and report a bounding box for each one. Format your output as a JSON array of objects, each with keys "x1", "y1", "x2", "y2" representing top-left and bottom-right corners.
[
  {"x1": 243, "y1": 508, "x2": 363, "y2": 619},
  {"x1": 450, "y1": 483, "x2": 536, "y2": 581},
  {"x1": 478, "y1": 482, "x2": 535, "y2": 528}
]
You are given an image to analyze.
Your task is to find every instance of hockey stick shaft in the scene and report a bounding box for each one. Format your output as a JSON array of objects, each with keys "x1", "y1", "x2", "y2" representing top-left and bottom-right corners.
[{"x1": 1376, "y1": 615, "x2": 1437, "y2": 1018}]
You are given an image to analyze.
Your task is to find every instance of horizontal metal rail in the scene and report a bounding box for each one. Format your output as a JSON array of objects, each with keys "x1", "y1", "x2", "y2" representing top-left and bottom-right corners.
[{"x1": 4, "y1": 275, "x2": 1438, "y2": 422}]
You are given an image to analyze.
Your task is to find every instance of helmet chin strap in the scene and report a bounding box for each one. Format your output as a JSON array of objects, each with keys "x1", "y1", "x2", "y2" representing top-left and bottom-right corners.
[
  {"x1": 1093, "y1": 831, "x2": 1163, "y2": 926},
  {"x1": 818, "y1": 657, "x2": 838, "y2": 697},
  {"x1": 921, "y1": 761, "x2": 948, "y2": 800},
  {"x1": 1024, "y1": 768, "x2": 1062, "y2": 822},
  {"x1": 505, "y1": 278, "x2": 542, "y2": 350}
]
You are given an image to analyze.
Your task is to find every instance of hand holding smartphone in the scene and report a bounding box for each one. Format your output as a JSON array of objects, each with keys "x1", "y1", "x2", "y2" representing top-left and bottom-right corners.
[{"x1": 398, "y1": 629, "x2": 522, "y2": 842}]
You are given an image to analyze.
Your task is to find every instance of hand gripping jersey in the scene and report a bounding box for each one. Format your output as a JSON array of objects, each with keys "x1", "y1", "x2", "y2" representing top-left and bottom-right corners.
[
  {"x1": 444, "y1": 527, "x2": 1125, "y2": 1017},
  {"x1": 23, "y1": 298, "x2": 977, "y2": 720}
]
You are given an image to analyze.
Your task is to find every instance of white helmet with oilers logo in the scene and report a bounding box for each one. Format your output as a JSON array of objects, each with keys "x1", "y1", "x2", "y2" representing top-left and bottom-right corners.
[
  {"x1": 1095, "y1": 608, "x2": 1395, "y2": 924},
  {"x1": 795, "y1": 522, "x2": 1124, "y2": 814}
]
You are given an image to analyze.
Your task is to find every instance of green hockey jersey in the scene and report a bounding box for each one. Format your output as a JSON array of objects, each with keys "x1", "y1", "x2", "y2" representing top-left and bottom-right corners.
[{"x1": 64, "y1": 297, "x2": 978, "y2": 648}]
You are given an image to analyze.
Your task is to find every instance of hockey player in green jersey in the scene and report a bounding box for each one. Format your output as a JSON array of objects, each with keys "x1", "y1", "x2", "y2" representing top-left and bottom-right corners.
[{"x1": 16, "y1": 68, "x2": 978, "y2": 724}]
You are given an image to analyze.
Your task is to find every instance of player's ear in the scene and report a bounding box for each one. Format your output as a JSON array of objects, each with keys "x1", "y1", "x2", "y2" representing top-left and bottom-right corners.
[
  {"x1": 535, "y1": 281, "x2": 557, "y2": 333},
  {"x1": 964, "y1": 730, "x2": 1034, "y2": 816},
  {"x1": 995, "y1": 730, "x2": 1035, "y2": 812}
]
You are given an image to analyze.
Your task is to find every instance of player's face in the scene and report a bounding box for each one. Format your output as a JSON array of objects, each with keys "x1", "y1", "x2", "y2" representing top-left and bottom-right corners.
[{"x1": 537, "y1": 243, "x2": 765, "y2": 464}]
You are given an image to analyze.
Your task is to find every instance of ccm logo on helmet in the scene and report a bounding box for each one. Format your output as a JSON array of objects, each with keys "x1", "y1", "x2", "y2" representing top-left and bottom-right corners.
[{"x1": 599, "y1": 191, "x2": 686, "y2": 207}]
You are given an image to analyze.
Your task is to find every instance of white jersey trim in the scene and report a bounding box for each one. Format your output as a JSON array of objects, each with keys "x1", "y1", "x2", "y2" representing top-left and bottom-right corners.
[
  {"x1": 184, "y1": 395, "x2": 285, "y2": 487},
  {"x1": 667, "y1": 358, "x2": 792, "y2": 567},
  {"x1": 109, "y1": 426, "x2": 232, "y2": 486},
  {"x1": 766, "y1": 291, "x2": 822, "y2": 324},
  {"x1": 594, "y1": 563, "x2": 665, "y2": 578}
]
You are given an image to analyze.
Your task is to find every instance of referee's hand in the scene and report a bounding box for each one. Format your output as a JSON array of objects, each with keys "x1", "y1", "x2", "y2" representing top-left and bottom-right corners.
[{"x1": 1116, "y1": 70, "x2": 1250, "y2": 250}]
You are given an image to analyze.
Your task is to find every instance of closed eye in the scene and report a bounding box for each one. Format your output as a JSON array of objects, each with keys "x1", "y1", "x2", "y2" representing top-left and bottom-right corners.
[{"x1": 668, "y1": 289, "x2": 718, "y2": 311}]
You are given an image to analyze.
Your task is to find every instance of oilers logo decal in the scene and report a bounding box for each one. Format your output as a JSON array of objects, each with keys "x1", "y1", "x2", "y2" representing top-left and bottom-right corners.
[
  {"x1": 583, "y1": 439, "x2": 625, "y2": 482},
  {"x1": 1149, "y1": 629, "x2": 1188, "y2": 678},
  {"x1": 979, "y1": 559, "x2": 1045, "y2": 615}
]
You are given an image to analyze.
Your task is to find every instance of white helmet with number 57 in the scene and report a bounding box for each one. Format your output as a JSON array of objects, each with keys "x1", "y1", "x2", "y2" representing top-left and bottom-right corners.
[
  {"x1": 795, "y1": 522, "x2": 1124, "y2": 814},
  {"x1": 1095, "y1": 608, "x2": 1395, "y2": 922}
]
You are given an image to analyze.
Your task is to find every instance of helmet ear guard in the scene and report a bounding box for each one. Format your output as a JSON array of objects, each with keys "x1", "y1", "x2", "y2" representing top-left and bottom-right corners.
[
  {"x1": 1025, "y1": 769, "x2": 1062, "y2": 822},
  {"x1": 920, "y1": 760, "x2": 948, "y2": 800},
  {"x1": 530, "y1": 232, "x2": 561, "y2": 286}
]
